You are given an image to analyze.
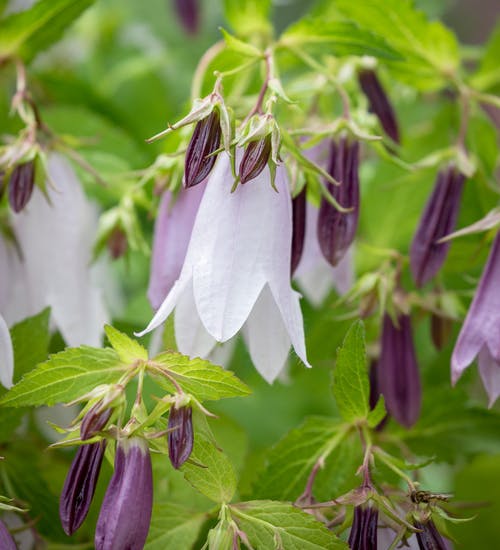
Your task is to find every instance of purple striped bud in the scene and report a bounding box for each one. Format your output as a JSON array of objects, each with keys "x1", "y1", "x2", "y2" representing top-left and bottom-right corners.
[
  {"x1": 358, "y1": 69, "x2": 400, "y2": 144},
  {"x1": 80, "y1": 406, "x2": 112, "y2": 441},
  {"x1": 291, "y1": 187, "x2": 307, "y2": 275},
  {"x1": 168, "y1": 405, "x2": 194, "y2": 469},
  {"x1": 184, "y1": 110, "x2": 221, "y2": 188},
  {"x1": 348, "y1": 505, "x2": 378, "y2": 550},
  {"x1": 378, "y1": 313, "x2": 421, "y2": 428},
  {"x1": 173, "y1": 0, "x2": 199, "y2": 34},
  {"x1": 239, "y1": 135, "x2": 272, "y2": 184},
  {"x1": 95, "y1": 438, "x2": 153, "y2": 550},
  {"x1": 0, "y1": 520, "x2": 17, "y2": 550},
  {"x1": 410, "y1": 166, "x2": 465, "y2": 287},
  {"x1": 317, "y1": 138, "x2": 360, "y2": 266},
  {"x1": 107, "y1": 227, "x2": 127, "y2": 259},
  {"x1": 414, "y1": 519, "x2": 448, "y2": 550},
  {"x1": 430, "y1": 313, "x2": 453, "y2": 351},
  {"x1": 59, "y1": 441, "x2": 106, "y2": 535},
  {"x1": 8, "y1": 161, "x2": 35, "y2": 213}
]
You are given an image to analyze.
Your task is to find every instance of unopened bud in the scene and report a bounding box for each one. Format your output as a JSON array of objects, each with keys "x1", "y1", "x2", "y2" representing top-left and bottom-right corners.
[
  {"x1": 173, "y1": 0, "x2": 199, "y2": 34},
  {"x1": 430, "y1": 313, "x2": 453, "y2": 351},
  {"x1": 8, "y1": 161, "x2": 35, "y2": 213},
  {"x1": 414, "y1": 519, "x2": 448, "y2": 550},
  {"x1": 80, "y1": 405, "x2": 112, "y2": 441},
  {"x1": 348, "y1": 505, "x2": 378, "y2": 550},
  {"x1": 239, "y1": 135, "x2": 272, "y2": 184},
  {"x1": 317, "y1": 138, "x2": 360, "y2": 266},
  {"x1": 107, "y1": 226, "x2": 127, "y2": 259},
  {"x1": 168, "y1": 405, "x2": 194, "y2": 469},
  {"x1": 291, "y1": 187, "x2": 307, "y2": 275},
  {"x1": 184, "y1": 110, "x2": 221, "y2": 188}
]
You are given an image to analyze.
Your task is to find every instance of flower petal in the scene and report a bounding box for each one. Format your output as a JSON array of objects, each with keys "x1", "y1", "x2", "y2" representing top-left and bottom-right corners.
[
  {"x1": 0, "y1": 314, "x2": 13, "y2": 389},
  {"x1": 243, "y1": 285, "x2": 291, "y2": 383},
  {"x1": 478, "y1": 346, "x2": 500, "y2": 407}
]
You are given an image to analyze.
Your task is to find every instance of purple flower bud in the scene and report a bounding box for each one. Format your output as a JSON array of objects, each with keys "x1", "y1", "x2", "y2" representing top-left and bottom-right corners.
[
  {"x1": 239, "y1": 135, "x2": 272, "y2": 184},
  {"x1": 185, "y1": 110, "x2": 221, "y2": 188},
  {"x1": 291, "y1": 187, "x2": 307, "y2": 276},
  {"x1": 414, "y1": 520, "x2": 448, "y2": 550},
  {"x1": 378, "y1": 313, "x2": 421, "y2": 428},
  {"x1": 317, "y1": 138, "x2": 360, "y2": 266},
  {"x1": 107, "y1": 227, "x2": 128, "y2": 259},
  {"x1": 80, "y1": 406, "x2": 112, "y2": 441},
  {"x1": 59, "y1": 441, "x2": 106, "y2": 535},
  {"x1": 410, "y1": 166, "x2": 465, "y2": 287},
  {"x1": 8, "y1": 161, "x2": 35, "y2": 213},
  {"x1": 0, "y1": 519, "x2": 17, "y2": 550},
  {"x1": 358, "y1": 69, "x2": 400, "y2": 144},
  {"x1": 430, "y1": 313, "x2": 453, "y2": 351},
  {"x1": 95, "y1": 438, "x2": 153, "y2": 550},
  {"x1": 168, "y1": 405, "x2": 194, "y2": 469},
  {"x1": 173, "y1": 0, "x2": 199, "y2": 34},
  {"x1": 348, "y1": 505, "x2": 378, "y2": 550}
]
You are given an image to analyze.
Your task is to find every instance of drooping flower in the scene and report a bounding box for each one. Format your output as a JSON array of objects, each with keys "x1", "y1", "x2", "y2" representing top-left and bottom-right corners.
[
  {"x1": 138, "y1": 152, "x2": 310, "y2": 382},
  {"x1": 0, "y1": 313, "x2": 14, "y2": 389},
  {"x1": 452, "y1": 232, "x2": 500, "y2": 406},
  {"x1": 0, "y1": 519, "x2": 17, "y2": 550},
  {"x1": 413, "y1": 519, "x2": 449, "y2": 550},
  {"x1": 348, "y1": 504, "x2": 378, "y2": 550},
  {"x1": 59, "y1": 441, "x2": 106, "y2": 536},
  {"x1": 317, "y1": 137, "x2": 360, "y2": 267},
  {"x1": 167, "y1": 405, "x2": 194, "y2": 469},
  {"x1": 378, "y1": 313, "x2": 421, "y2": 428},
  {"x1": 410, "y1": 166, "x2": 465, "y2": 287},
  {"x1": 358, "y1": 68, "x2": 400, "y2": 144},
  {"x1": 95, "y1": 437, "x2": 153, "y2": 550}
]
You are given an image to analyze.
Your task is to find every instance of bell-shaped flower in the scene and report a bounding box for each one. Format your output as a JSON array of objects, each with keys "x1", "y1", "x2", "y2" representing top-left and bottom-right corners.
[
  {"x1": 452, "y1": 233, "x2": 500, "y2": 406},
  {"x1": 1, "y1": 153, "x2": 109, "y2": 346},
  {"x1": 0, "y1": 314, "x2": 14, "y2": 389},
  {"x1": 348, "y1": 504, "x2": 378, "y2": 550},
  {"x1": 413, "y1": 519, "x2": 450, "y2": 550},
  {"x1": 138, "y1": 152, "x2": 310, "y2": 382},
  {"x1": 378, "y1": 313, "x2": 421, "y2": 428},
  {"x1": 95, "y1": 437, "x2": 153, "y2": 550}
]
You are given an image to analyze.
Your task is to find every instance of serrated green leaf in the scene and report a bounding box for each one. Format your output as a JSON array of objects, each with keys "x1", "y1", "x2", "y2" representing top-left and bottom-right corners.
[
  {"x1": 367, "y1": 396, "x2": 387, "y2": 428},
  {"x1": 0, "y1": 0, "x2": 95, "y2": 63},
  {"x1": 223, "y1": 0, "x2": 271, "y2": 36},
  {"x1": 0, "y1": 347, "x2": 126, "y2": 407},
  {"x1": 220, "y1": 28, "x2": 263, "y2": 58},
  {"x1": 281, "y1": 19, "x2": 401, "y2": 60},
  {"x1": 231, "y1": 500, "x2": 347, "y2": 549},
  {"x1": 152, "y1": 352, "x2": 251, "y2": 401},
  {"x1": 182, "y1": 434, "x2": 237, "y2": 503},
  {"x1": 332, "y1": 321, "x2": 370, "y2": 423},
  {"x1": 146, "y1": 503, "x2": 208, "y2": 550},
  {"x1": 253, "y1": 417, "x2": 350, "y2": 501},
  {"x1": 104, "y1": 324, "x2": 148, "y2": 363}
]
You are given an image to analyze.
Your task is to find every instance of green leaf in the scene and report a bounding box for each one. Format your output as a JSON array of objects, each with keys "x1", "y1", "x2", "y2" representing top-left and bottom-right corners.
[
  {"x1": 231, "y1": 500, "x2": 347, "y2": 549},
  {"x1": 332, "y1": 320, "x2": 370, "y2": 423},
  {"x1": 146, "y1": 503, "x2": 207, "y2": 550},
  {"x1": 220, "y1": 28, "x2": 263, "y2": 58},
  {"x1": 0, "y1": 0, "x2": 95, "y2": 63},
  {"x1": 0, "y1": 346, "x2": 126, "y2": 407},
  {"x1": 471, "y1": 22, "x2": 500, "y2": 91},
  {"x1": 182, "y1": 434, "x2": 237, "y2": 503},
  {"x1": 104, "y1": 324, "x2": 148, "y2": 363},
  {"x1": 152, "y1": 352, "x2": 251, "y2": 401},
  {"x1": 253, "y1": 417, "x2": 350, "y2": 501},
  {"x1": 281, "y1": 19, "x2": 401, "y2": 60},
  {"x1": 223, "y1": 0, "x2": 272, "y2": 36},
  {"x1": 367, "y1": 396, "x2": 387, "y2": 428}
]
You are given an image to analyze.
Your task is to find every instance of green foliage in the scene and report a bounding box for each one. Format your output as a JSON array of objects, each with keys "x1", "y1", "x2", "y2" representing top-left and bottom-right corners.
[
  {"x1": 105, "y1": 324, "x2": 148, "y2": 363},
  {"x1": 223, "y1": 0, "x2": 272, "y2": 36},
  {"x1": 471, "y1": 21, "x2": 500, "y2": 91}
]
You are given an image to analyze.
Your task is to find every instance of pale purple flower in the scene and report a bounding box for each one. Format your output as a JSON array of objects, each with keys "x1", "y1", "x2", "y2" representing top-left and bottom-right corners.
[
  {"x1": 0, "y1": 313, "x2": 14, "y2": 389},
  {"x1": 95, "y1": 437, "x2": 153, "y2": 550},
  {"x1": 0, "y1": 519, "x2": 16, "y2": 550},
  {"x1": 138, "y1": 152, "x2": 310, "y2": 382},
  {"x1": 452, "y1": 232, "x2": 500, "y2": 406},
  {"x1": 0, "y1": 154, "x2": 109, "y2": 346}
]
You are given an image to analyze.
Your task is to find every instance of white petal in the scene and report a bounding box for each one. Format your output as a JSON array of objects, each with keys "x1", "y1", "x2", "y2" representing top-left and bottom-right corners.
[
  {"x1": 478, "y1": 346, "x2": 500, "y2": 407},
  {"x1": 243, "y1": 285, "x2": 291, "y2": 383},
  {"x1": 208, "y1": 338, "x2": 237, "y2": 368},
  {"x1": 11, "y1": 154, "x2": 108, "y2": 346},
  {"x1": 175, "y1": 282, "x2": 217, "y2": 358},
  {"x1": 148, "y1": 186, "x2": 204, "y2": 310},
  {"x1": 0, "y1": 314, "x2": 14, "y2": 389}
]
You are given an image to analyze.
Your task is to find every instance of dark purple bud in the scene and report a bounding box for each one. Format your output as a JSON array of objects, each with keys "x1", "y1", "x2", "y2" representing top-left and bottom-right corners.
[
  {"x1": 414, "y1": 519, "x2": 448, "y2": 550},
  {"x1": 317, "y1": 138, "x2": 360, "y2": 266},
  {"x1": 184, "y1": 110, "x2": 221, "y2": 188},
  {"x1": 168, "y1": 405, "x2": 194, "y2": 469},
  {"x1": 348, "y1": 505, "x2": 378, "y2": 550},
  {"x1": 430, "y1": 313, "x2": 453, "y2": 351},
  {"x1": 239, "y1": 135, "x2": 272, "y2": 184},
  {"x1": 8, "y1": 161, "x2": 35, "y2": 213},
  {"x1": 378, "y1": 313, "x2": 421, "y2": 428},
  {"x1": 80, "y1": 406, "x2": 112, "y2": 441},
  {"x1": 59, "y1": 441, "x2": 106, "y2": 535},
  {"x1": 107, "y1": 227, "x2": 128, "y2": 259},
  {"x1": 358, "y1": 69, "x2": 400, "y2": 144},
  {"x1": 410, "y1": 167, "x2": 465, "y2": 287},
  {"x1": 291, "y1": 187, "x2": 307, "y2": 275},
  {"x1": 0, "y1": 519, "x2": 17, "y2": 550},
  {"x1": 173, "y1": 0, "x2": 199, "y2": 34},
  {"x1": 95, "y1": 438, "x2": 153, "y2": 550}
]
